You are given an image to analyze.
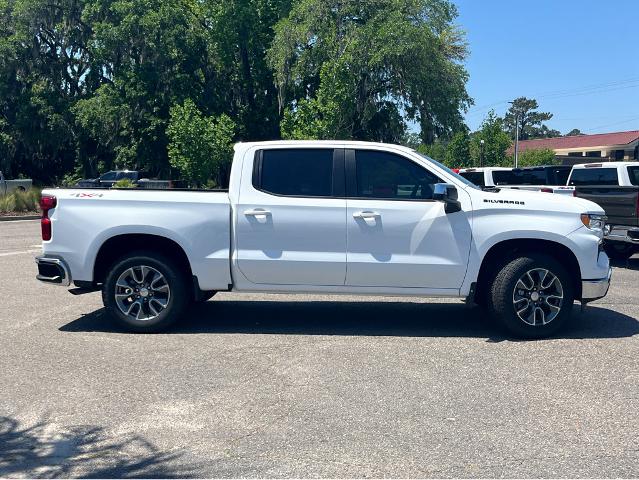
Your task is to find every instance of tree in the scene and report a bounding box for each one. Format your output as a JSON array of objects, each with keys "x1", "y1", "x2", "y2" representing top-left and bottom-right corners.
[
  {"x1": 513, "y1": 148, "x2": 557, "y2": 167},
  {"x1": 167, "y1": 100, "x2": 235, "y2": 187},
  {"x1": 503, "y1": 97, "x2": 553, "y2": 141},
  {"x1": 471, "y1": 111, "x2": 512, "y2": 167},
  {"x1": 268, "y1": 0, "x2": 472, "y2": 144},
  {"x1": 416, "y1": 141, "x2": 447, "y2": 163},
  {"x1": 565, "y1": 128, "x2": 584, "y2": 136},
  {"x1": 445, "y1": 131, "x2": 471, "y2": 168}
]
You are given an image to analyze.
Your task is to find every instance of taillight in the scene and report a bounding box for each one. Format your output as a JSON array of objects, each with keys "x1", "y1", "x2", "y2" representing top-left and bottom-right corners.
[
  {"x1": 540, "y1": 188, "x2": 553, "y2": 193},
  {"x1": 40, "y1": 195, "x2": 57, "y2": 241}
]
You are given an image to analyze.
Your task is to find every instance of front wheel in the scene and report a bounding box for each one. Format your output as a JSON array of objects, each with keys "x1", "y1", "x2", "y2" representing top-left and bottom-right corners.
[
  {"x1": 487, "y1": 254, "x2": 574, "y2": 339},
  {"x1": 102, "y1": 251, "x2": 189, "y2": 332}
]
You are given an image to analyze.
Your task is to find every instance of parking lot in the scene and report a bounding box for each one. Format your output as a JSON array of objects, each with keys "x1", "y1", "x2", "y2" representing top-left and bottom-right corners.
[{"x1": 1, "y1": 219, "x2": 638, "y2": 478}]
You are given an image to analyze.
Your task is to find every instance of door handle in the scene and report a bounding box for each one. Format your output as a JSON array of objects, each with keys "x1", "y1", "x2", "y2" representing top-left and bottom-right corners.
[
  {"x1": 244, "y1": 209, "x2": 271, "y2": 217},
  {"x1": 353, "y1": 211, "x2": 380, "y2": 219}
]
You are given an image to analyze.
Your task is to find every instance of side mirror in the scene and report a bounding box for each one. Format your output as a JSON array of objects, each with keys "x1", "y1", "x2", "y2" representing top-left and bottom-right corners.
[{"x1": 433, "y1": 183, "x2": 462, "y2": 214}]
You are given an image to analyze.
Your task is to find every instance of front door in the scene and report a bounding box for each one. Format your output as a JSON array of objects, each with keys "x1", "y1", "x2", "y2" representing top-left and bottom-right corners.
[
  {"x1": 345, "y1": 149, "x2": 472, "y2": 289},
  {"x1": 235, "y1": 147, "x2": 347, "y2": 286}
]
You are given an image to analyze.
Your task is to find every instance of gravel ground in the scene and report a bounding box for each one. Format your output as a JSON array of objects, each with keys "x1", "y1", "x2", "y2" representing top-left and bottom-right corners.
[{"x1": 1, "y1": 220, "x2": 638, "y2": 478}]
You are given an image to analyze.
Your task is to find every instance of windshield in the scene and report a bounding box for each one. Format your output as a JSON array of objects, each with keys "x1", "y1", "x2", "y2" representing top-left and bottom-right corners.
[{"x1": 414, "y1": 152, "x2": 481, "y2": 190}]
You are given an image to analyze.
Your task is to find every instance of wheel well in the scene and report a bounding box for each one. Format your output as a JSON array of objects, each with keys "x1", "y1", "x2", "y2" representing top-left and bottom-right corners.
[
  {"x1": 93, "y1": 234, "x2": 193, "y2": 286},
  {"x1": 475, "y1": 239, "x2": 582, "y2": 302}
]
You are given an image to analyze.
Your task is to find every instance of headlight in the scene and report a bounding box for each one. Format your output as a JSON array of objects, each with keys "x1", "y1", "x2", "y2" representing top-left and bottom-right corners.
[{"x1": 581, "y1": 213, "x2": 607, "y2": 232}]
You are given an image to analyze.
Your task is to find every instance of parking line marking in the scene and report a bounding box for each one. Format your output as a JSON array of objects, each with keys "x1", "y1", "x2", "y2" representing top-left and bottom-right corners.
[{"x1": 0, "y1": 249, "x2": 40, "y2": 257}]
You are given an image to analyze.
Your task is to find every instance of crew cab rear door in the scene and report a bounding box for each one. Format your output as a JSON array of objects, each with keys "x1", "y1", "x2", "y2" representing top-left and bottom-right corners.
[
  {"x1": 235, "y1": 147, "x2": 347, "y2": 285},
  {"x1": 344, "y1": 148, "x2": 472, "y2": 289}
]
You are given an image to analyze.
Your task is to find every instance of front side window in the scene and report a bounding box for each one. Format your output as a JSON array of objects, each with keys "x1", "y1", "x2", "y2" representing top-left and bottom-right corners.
[
  {"x1": 100, "y1": 171, "x2": 118, "y2": 181},
  {"x1": 117, "y1": 171, "x2": 138, "y2": 180},
  {"x1": 549, "y1": 167, "x2": 571, "y2": 185},
  {"x1": 569, "y1": 168, "x2": 619, "y2": 186},
  {"x1": 355, "y1": 150, "x2": 440, "y2": 200},
  {"x1": 257, "y1": 148, "x2": 334, "y2": 197}
]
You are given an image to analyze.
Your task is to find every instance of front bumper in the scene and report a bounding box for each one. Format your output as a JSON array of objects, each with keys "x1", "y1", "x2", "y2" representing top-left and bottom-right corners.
[
  {"x1": 35, "y1": 256, "x2": 72, "y2": 287},
  {"x1": 605, "y1": 225, "x2": 639, "y2": 244},
  {"x1": 581, "y1": 267, "x2": 612, "y2": 301}
]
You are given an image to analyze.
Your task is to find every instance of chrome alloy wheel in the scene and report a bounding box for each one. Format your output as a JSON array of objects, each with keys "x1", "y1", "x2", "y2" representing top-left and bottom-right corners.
[
  {"x1": 114, "y1": 265, "x2": 171, "y2": 321},
  {"x1": 512, "y1": 268, "x2": 564, "y2": 326}
]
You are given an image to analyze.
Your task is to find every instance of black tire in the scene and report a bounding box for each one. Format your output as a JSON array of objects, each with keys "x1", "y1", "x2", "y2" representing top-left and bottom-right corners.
[
  {"x1": 604, "y1": 242, "x2": 636, "y2": 261},
  {"x1": 102, "y1": 251, "x2": 189, "y2": 332},
  {"x1": 487, "y1": 254, "x2": 574, "y2": 339}
]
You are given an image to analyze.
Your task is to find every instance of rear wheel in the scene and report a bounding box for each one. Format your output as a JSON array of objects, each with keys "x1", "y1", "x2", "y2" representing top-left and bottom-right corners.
[
  {"x1": 487, "y1": 254, "x2": 574, "y2": 339},
  {"x1": 102, "y1": 251, "x2": 189, "y2": 332}
]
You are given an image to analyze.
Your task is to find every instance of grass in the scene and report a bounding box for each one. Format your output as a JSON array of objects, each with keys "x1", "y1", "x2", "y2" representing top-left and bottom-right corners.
[{"x1": 0, "y1": 188, "x2": 41, "y2": 215}]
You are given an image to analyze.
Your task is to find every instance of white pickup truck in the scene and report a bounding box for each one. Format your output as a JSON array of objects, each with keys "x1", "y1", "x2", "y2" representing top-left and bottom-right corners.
[
  {"x1": 36, "y1": 141, "x2": 611, "y2": 338},
  {"x1": 458, "y1": 166, "x2": 575, "y2": 195}
]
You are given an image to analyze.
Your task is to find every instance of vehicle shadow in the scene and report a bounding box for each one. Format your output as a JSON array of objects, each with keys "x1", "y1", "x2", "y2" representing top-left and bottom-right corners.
[
  {"x1": 0, "y1": 416, "x2": 193, "y2": 478},
  {"x1": 609, "y1": 256, "x2": 639, "y2": 271},
  {"x1": 59, "y1": 299, "x2": 639, "y2": 341}
]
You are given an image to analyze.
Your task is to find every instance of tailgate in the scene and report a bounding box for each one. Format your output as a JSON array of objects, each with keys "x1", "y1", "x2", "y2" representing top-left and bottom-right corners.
[{"x1": 575, "y1": 186, "x2": 639, "y2": 226}]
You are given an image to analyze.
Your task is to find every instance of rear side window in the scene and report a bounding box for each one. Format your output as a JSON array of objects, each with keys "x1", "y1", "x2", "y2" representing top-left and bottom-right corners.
[
  {"x1": 569, "y1": 168, "x2": 619, "y2": 186},
  {"x1": 494, "y1": 169, "x2": 546, "y2": 185},
  {"x1": 627, "y1": 166, "x2": 639, "y2": 186},
  {"x1": 256, "y1": 149, "x2": 334, "y2": 197},
  {"x1": 354, "y1": 150, "x2": 440, "y2": 200},
  {"x1": 459, "y1": 171, "x2": 485, "y2": 187}
]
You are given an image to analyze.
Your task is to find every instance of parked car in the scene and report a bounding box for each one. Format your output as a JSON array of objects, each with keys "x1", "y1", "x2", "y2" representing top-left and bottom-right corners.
[
  {"x1": 459, "y1": 166, "x2": 575, "y2": 194},
  {"x1": 568, "y1": 161, "x2": 639, "y2": 259},
  {"x1": 0, "y1": 171, "x2": 32, "y2": 195},
  {"x1": 36, "y1": 141, "x2": 610, "y2": 338},
  {"x1": 77, "y1": 170, "x2": 173, "y2": 189}
]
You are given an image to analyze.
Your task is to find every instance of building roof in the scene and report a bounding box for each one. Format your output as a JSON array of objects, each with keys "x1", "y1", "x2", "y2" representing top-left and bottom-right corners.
[{"x1": 512, "y1": 129, "x2": 639, "y2": 153}]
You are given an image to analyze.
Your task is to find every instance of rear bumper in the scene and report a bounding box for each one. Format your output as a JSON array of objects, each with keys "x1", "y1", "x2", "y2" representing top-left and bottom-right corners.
[
  {"x1": 35, "y1": 256, "x2": 71, "y2": 287},
  {"x1": 581, "y1": 267, "x2": 612, "y2": 301},
  {"x1": 605, "y1": 225, "x2": 639, "y2": 244}
]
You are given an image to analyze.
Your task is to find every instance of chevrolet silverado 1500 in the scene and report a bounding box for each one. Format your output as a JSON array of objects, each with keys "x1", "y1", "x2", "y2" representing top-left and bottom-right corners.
[{"x1": 36, "y1": 141, "x2": 611, "y2": 338}]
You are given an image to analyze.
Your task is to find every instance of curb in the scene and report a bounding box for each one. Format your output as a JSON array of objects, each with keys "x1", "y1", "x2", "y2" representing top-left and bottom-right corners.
[{"x1": 0, "y1": 215, "x2": 40, "y2": 222}]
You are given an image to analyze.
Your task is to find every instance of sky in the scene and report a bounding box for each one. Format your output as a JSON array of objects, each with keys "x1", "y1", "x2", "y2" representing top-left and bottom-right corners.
[{"x1": 455, "y1": 0, "x2": 639, "y2": 135}]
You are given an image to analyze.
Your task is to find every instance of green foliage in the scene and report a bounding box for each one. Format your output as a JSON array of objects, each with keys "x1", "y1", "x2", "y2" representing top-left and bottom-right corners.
[
  {"x1": 167, "y1": 100, "x2": 235, "y2": 187},
  {"x1": 503, "y1": 97, "x2": 554, "y2": 141},
  {"x1": 471, "y1": 111, "x2": 512, "y2": 167},
  {"x1": 269, "y1": 0, "x2": 471, "y2": 144},
  {"x1": 113, "y1": 178, "x2": 136, "y2": 188},
  {"x1": 0, "y1": 188, "x2": 41, "y2": 213},
  {"x1": 513, "y1": 148, "x2": 558, "y2": 167},
  {"x1": 445, "y1": 131, "x2": 471, "y2": 168},
  {"x1": 416, "y1": 142, "x2": 447, "y2": 163},
  {"x1": 566, "y1": 128, "x2": 584, "y2": 136},
  {"x1": 0, "y1": 0, "x2": 474, "y2": 183}
]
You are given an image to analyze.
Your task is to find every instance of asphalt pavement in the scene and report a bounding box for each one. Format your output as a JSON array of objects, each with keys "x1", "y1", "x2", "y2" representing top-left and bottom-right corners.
[{"x1": 1, "y1": 220, "x2": 638, "y2": 478}]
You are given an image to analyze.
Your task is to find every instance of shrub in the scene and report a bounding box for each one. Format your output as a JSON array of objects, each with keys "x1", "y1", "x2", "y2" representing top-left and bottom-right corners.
[
  {"x1": 113, "y1": 178, "x2": 136, "y2": 188},
  {"x1": 0, "y1": 188, "x2": 41, "y2": 213}
]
